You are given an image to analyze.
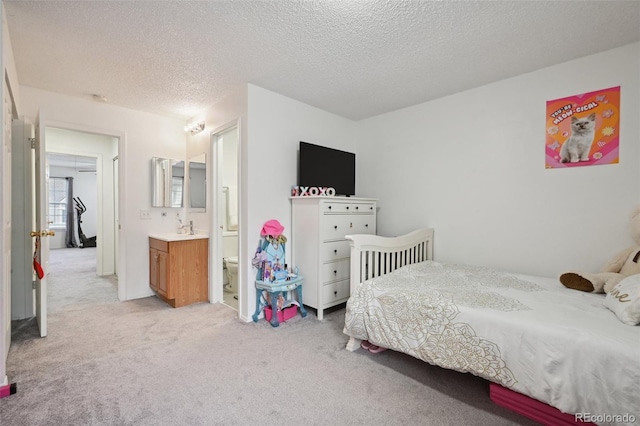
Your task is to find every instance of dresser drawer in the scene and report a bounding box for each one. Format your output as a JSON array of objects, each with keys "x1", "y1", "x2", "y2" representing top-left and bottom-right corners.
[
  {"x1": 350, "y1": 202, "x2": 375, "y2": 214},
  {"x1": 149, "y1": 237, "x2": 168, "y2": 253},
  {"x1": 321, "y1": 240, "x2": 350, "y2": 262},
  {"x1": 321, "y1": 215, "x2": 351, "y2": 241},
  {"x1": 322, "y1": 279, "x2": 350, "y2": 306},
  {"x1": 321, "y1": 201, "x2": 351, "y2": 214},
  {"x1": 350, "y1": 215, "x2": 375, "y2": 235},
  {"x1": 321, "y1": 259, "x2": 350, "y2": 283}
]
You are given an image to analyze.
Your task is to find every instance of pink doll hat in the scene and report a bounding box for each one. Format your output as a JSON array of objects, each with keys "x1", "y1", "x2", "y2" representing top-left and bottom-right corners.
[{"x1": 261, "y1": 219, "x2": 284, "y2": 237}]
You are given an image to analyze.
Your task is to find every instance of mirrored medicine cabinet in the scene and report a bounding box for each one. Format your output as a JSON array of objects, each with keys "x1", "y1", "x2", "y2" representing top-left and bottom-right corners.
[
  {"x1": 151, "y1": 157, "x2": 185, "y2": 208},
  {"x1": 188, "y1": 153, "x2": 206, "y2": 212}
]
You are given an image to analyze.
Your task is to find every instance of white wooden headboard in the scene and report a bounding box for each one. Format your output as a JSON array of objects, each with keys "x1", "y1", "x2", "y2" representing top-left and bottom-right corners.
[{"x1": 345, "y1": 228, "x2": 434, "y2": 294}]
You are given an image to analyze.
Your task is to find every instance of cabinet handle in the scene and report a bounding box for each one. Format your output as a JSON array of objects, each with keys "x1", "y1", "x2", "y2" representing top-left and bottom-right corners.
[
  {"x1": 346, "y1": 206, "x2": 349, "y2": 210},
  {"x1": 328, "y1": 206, "x2": 332, "y2": 210},
  {"x1": 365, "y1": 224, "x2": 369, "y2": 228},
  {"x1": 334, "y1": 291, "x2": 338, "y2": 296},
  {"x1": 334, "y1": 225, "x2": 338, "y2": 230},
  {"x1": 334, "y1": 249, "x2": 337, "y2": 254},
  {"x1": 355, "y1": 206, "x2": 359, "y2": 210},
  {"x1": 370, "y1": 206, "x2": 373, "y2": 210},
  {"x1": 334, "y1": 270, "x2": 337, "y2": 274}
]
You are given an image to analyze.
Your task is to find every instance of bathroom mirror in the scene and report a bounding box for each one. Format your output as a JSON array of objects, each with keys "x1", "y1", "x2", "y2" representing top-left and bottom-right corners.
[
  {"x1": 188, "y1": 153, "x2": 206, "y2": 212},
  {"x1": 151, "y1": 157, "x2": 184, "y2": 208}
]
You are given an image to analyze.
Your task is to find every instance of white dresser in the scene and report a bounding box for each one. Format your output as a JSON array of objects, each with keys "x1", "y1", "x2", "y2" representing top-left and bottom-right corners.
[{"x1": 291, "y1": 196, "x2": 376, "y2": 319}]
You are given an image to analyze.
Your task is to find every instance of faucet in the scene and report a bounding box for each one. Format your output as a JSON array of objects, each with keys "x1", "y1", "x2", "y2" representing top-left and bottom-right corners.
[{"x1": 189, "y1": 220, "x2": 194, "y2": 235}]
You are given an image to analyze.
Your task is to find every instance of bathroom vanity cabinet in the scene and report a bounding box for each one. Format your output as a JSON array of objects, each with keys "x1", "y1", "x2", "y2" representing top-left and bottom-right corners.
[{"x1": 149, "y1": 236, "x2": 209, "y2": 308}]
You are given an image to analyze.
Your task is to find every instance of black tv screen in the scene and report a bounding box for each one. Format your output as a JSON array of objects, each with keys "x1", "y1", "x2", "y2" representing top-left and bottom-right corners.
[{"x1": 298, "y1": 142, "x2": 355, "y2": 196}]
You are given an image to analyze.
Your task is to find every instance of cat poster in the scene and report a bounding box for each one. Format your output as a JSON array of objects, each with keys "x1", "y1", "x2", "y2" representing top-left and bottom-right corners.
[{"x1": 545, "y1": 86, "x2": 620, "y2": 168}]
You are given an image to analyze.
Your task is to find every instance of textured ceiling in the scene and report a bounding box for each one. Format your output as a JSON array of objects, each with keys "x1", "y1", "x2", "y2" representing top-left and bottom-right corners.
[{"x1": 4, "y1": 1, "x2": 640, "y2": 121}]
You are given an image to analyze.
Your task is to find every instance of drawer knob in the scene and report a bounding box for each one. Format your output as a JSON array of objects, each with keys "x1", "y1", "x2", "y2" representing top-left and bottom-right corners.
[
  {"x1": 355, "y1": 206, "x2": 359, "y2": 210},
  {"x1": 370, "y1": 206, "x2": 373, "y2": 210},
  {"x1": 334, "y1": 249, "x2": 337, "y2": 254},
  {"x1": 334, "y1": 270, "x2": 337, "y2": 274},
  {"x1": 365, "y1": 224, "x2": 368, "y2": 228},
  {"x1": 328, "y1": 206, "x2": 332, "y2": 210},
  {"x1": 346, "y1": 206, "x2": 349, "y2": 210},
  {"x1": 334, "y1": 225, "x2": 338, "y2": 230},
  {"x1": 334, "y1": 291, "x2": 338, "y2": 296}
]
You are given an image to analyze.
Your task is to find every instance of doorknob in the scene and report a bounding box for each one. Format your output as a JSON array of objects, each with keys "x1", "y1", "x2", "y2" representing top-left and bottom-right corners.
[{"x1": 30, "y1": 230, "x2": 55, "y2": 237}]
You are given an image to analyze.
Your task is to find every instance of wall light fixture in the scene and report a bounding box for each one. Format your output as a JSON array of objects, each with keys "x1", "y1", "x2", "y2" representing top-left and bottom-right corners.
[{"x1": 185, "y1": 121, "x2": 205, "y2": 134}]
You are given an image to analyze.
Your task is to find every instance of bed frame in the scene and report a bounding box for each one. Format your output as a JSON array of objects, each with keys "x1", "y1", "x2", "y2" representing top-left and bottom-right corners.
[
  {"x1": 344, "y1": 228, "x2": 434, "y2": 351},
  {"x1": 343, "y1": 227, "x2": 597, "y2": 425}
]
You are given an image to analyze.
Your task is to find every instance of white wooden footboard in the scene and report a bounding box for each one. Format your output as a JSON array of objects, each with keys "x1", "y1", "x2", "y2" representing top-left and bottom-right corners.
[{"x1": 344, "y1": 228, "x2": 434, "y2": 351}]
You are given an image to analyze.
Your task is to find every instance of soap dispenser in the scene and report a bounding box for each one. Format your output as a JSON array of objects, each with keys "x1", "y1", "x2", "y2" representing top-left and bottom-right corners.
[{"x1": 177, "y1": 212, "x2": 186, "y2": 234}]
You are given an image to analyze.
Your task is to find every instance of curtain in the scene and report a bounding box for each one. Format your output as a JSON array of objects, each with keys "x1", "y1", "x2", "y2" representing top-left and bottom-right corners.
[{"x1": 65, "y1": 177, "x2": 77, "y2": 248}]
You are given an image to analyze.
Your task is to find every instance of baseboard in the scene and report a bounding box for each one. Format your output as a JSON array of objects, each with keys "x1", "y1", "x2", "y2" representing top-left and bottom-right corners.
[{"x1": 489, "y1": 383, "x2": 595, "y2": 425}]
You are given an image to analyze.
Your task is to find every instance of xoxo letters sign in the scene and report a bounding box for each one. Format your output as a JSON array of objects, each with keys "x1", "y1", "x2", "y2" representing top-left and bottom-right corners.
[{"x1": 291, "y1": 186, "x2": 336, "y2": 197}]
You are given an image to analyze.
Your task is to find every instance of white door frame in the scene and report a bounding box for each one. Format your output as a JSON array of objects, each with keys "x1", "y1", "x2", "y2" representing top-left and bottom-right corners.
[
  {"x1": 40, "y1": 119, "x2": 126, "y2": 301},
  {"x1": 209, "y1": 119, "x2": 241, "y2": 315}
]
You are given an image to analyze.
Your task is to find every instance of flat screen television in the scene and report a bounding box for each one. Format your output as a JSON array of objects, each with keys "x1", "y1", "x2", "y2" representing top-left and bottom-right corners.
[{"x1": 298, "y1": 141, "x2": 355, "y2": 196}]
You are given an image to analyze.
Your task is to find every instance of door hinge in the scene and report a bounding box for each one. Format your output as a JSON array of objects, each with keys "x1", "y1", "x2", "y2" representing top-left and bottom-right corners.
[
  {"x1": 32, "y1": 280, "x2": 36, "y2": 290},
  {"x1": 29, "y1": 137, "x2": 35, "y2": 149}
]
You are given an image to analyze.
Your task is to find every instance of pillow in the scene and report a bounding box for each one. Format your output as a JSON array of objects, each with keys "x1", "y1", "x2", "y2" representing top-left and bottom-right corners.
[{"x1": 604, "y1": 275, "x2": 640, "y2": 325}]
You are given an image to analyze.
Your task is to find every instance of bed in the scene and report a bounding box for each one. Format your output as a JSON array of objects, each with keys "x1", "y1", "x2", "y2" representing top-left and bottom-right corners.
[{"x1": 343, "y1": 228, "x2": 640, "y2": 425}]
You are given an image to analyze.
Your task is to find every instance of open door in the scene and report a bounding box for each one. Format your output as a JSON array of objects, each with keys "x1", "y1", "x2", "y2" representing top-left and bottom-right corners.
[{"x1": 33, "y1": 114, "x2": 51, "y2": 337}]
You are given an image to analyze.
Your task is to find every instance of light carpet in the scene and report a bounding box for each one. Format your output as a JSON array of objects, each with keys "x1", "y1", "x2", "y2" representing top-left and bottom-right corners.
[{"x1": 2, "y1": 249, "x2": 535, "y2": 425}]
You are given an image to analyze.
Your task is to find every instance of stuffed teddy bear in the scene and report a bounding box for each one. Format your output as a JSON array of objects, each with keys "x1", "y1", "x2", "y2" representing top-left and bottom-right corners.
[{"x1": 560, "y1": 206, "x2": 640, "y2": 293}]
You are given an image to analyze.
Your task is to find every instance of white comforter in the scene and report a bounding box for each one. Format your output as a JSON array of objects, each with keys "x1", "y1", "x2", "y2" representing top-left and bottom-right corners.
[{"x1": 344, "y1": 261, "x2": 640, "y2": 425}]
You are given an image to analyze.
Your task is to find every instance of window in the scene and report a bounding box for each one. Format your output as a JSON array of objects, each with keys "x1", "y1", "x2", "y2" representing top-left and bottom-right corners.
[{"x1": 49, "y1": 177, "x2": 68, "y2": 227}]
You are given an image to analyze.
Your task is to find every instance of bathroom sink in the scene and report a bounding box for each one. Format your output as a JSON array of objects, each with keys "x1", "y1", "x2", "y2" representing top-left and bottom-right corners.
[{"x1": 149, "y1": 233, "x2": 209, "y2": 242}]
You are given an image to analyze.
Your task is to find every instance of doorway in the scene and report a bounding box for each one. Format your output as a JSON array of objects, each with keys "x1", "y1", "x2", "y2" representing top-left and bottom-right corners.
[
  {"x1": 211, "y1": 122, "x2": 240, "y2": 312},
  {"x1": 45, "y1": 127, "x2": 119, "y2": 313}
]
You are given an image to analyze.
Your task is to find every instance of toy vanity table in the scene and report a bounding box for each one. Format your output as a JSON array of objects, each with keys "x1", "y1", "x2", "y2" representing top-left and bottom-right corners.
[{"x1": 252, "y1": 276, "x2": 307, "y2": 327}]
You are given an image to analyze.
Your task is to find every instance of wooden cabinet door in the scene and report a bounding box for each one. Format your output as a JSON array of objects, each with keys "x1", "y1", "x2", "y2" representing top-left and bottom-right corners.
[
  {"x1": 149, "y1": 248, "x2": 159, "y2": 292},
  {"x1": 157, "y1": 250, "x2": 170, "y2": 298}
]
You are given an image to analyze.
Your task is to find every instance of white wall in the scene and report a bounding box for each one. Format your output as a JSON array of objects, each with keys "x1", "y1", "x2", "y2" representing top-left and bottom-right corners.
[
  {"x1": 357, "y1": 43, "x2": 640, "y2": 277},
  {"x1": 247, "y1": 84, "x2": 359, "y2": 231},
  {"x1": 185, "y1": 87, "x2": 247, "y2": 231},
  {"x1": 185, "y1": 86, "x2": 248, "y2": 317},
  {"x1": 246, "y1": 84, "x2": 358, "y2": 316},
  {"x1": 19, "y1": 86, "x2": 187, "y2": 301},
  {"x1": 222, "y1": 128, "x2": 238, "y2": 188}
]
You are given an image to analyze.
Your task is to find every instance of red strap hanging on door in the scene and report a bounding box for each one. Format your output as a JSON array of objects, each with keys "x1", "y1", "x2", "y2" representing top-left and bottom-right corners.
[{"x1": 33, "y1": 236, "x2": 44, "y2": 279}]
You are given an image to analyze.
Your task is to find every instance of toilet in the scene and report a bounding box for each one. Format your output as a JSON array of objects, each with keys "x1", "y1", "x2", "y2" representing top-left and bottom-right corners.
[
  {"x1": 224, "y1": 256, "x2": 238, "y2": 293},
  {"x1": 222, "y1": 232, "x2": 238, "y2": 293}
]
